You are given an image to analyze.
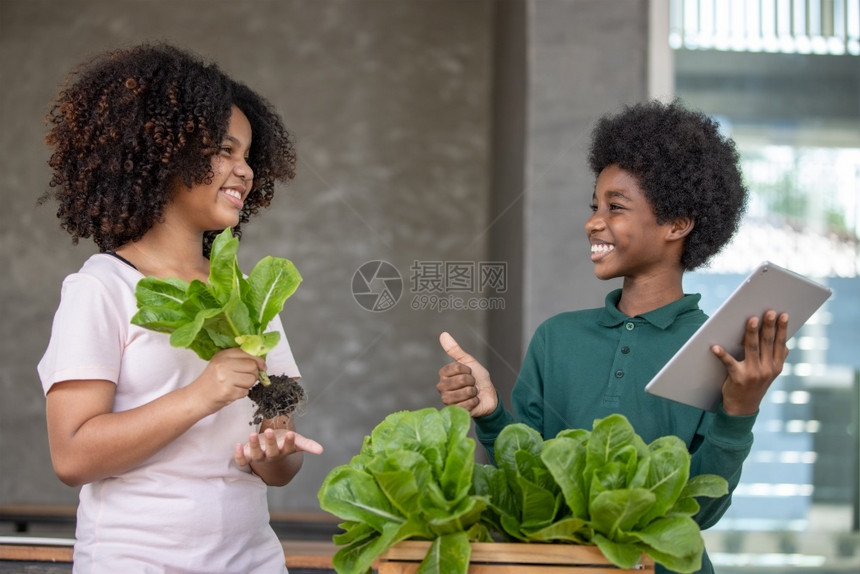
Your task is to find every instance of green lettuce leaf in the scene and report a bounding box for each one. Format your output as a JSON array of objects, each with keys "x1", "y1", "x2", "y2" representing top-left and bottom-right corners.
[
  {"x1": 494, "y1": 424, "x2": 543, "y2": 498},
  {"x1": 134, "y1": 276, "x2": 189, "y2": 309},
  {"x1": 424, "y1": 496, "x2": 488, "y2": 536},
  {"x1": 333, "y1": 519, "x2": 425, "y2": 574},
  {"x1": 680, "y1": 473, "x2": 730, "y2": 499},
  {"x1": 317, "y1": 466, "x2": 405, "y2": 532},
  {"x1": 634, "y1": 444, "x2": 690, "y2": 527},
  {"x1": 520, "y1": 516, "x2": 590, "y2": 543},
  {"x1": 131, "y1": 228, "x2": 302, "y2": 367},
  {"x1": 207, "y1": 229, "x2": 241, "y2": 305},
  {"x1": 593, "y1": 533, "x2": 645, "y2": 570},
  {"x1": 627, "y1": 515, "x2": 704, "y2": 573},
  {"x1": 590, "y1": 488, "x2": 656, "y2": 538},
  {"x1": 516, "y1": 474, "x2": 559, "y2": 531},
  {"x1": 586, "y1": 415, "x2": 637, "y2": 473},
  {"x1": 245, "y1": 256, "x2": 301, "y2": 330},
  {"x1": 541, "y1": 436, "x2": 589, "y2": 518},
  {"x1": 416, "y1": 532, "x2": 471, "y2": 574}
]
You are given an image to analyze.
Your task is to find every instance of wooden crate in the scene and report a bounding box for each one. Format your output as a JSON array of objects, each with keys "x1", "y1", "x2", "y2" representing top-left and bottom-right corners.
[{"x1": 378, "y1": 541, "x2": 654, "y2": 573}]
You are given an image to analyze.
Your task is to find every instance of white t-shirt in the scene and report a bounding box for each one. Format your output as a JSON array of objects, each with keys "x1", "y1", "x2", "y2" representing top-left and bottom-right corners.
[{"x1": 38, "y1": 253, "x2": 300, "y2": 574}]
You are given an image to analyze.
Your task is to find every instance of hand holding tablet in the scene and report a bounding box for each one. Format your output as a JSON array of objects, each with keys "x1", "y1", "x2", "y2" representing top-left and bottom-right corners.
[{"x1": 645, "y1": 262, "x2": 832, "y2": 412}]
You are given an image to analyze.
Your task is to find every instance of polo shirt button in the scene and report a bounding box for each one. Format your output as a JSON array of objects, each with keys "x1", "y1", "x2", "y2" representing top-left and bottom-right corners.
[
  {"x1": 621, "y1": 346, "x2": 630, "y2": 354},
  {"x1": 626, "y1": 323, "x2": 634, "y2": 331},
  {"x1": 615, "y1": 370, "x2": 624, "y2": 378}
]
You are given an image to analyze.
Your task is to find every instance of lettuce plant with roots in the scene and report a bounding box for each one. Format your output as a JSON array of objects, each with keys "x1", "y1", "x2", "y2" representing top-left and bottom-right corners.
[{"x1": 131, "y1": 228, "x2": 305, "y2": 421}]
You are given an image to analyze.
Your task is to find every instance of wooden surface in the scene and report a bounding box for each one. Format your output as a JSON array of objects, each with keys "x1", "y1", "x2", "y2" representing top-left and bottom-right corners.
[
  {"x1": 0, "y1": 505, "x2": 340, "y2": 571},
  {"x1": 282, "y1": 540, "x2": 337, "y2": 569},
  {"x1": 0, "y1": 539, "x2": 338, "y2": 570},
  {"x1": 379, "y1": 541, "x2": 654, "y2": 573},
  {"x1": 0, "y1": 540, "x2": 73, "y2": 563}
]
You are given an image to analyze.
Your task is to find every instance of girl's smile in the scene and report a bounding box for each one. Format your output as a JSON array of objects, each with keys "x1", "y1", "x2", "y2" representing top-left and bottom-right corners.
[{"x1": 221, "y1": 186, "x2": 246, "y2": 209}]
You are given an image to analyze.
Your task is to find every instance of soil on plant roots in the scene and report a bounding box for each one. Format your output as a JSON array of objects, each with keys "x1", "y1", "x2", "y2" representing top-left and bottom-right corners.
[{"x1": 248, "y1": 374, "x2": 307, "y2": 425}]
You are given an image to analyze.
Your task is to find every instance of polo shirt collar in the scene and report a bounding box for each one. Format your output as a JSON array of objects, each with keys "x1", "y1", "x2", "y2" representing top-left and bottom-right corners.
[{"x1": 598, "y1": 288, "x2": 702, "y2": 330}]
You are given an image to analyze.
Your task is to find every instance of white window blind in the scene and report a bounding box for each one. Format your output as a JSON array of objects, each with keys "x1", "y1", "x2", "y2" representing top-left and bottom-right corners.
[{"x1": 669, "y1": 0, "x2": 860, "y2": 54}]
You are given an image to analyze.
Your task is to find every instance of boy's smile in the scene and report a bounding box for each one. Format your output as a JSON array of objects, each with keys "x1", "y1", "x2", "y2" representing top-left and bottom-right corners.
[{"x1": 590, "y1": 241, "x2": 615, "y2": 261}]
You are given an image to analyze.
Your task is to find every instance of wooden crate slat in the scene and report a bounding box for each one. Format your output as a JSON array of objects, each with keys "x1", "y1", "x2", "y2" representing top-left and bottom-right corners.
[
  {"x1": 380, "y1": 564, "x2": 652, "y2": 574},
  {"x1": 379, "y1": 541, "x2": 654, "y2": 572}
]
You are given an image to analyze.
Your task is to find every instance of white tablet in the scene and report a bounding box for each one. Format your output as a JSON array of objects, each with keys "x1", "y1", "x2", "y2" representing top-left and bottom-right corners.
[{"x1": 644, "y1": 262, "x2": 832, "y2": 412}]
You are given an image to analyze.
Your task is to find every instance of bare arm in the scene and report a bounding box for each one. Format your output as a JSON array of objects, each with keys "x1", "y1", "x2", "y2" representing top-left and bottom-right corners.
[{"x1": 46, "y1": 348, "x2": 265, "y2": 487}]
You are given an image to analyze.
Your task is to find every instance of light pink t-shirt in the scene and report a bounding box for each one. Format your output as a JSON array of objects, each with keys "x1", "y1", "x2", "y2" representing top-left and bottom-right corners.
[{"x1": 38, "y1": 253, "x2": 300, "y2": 574}]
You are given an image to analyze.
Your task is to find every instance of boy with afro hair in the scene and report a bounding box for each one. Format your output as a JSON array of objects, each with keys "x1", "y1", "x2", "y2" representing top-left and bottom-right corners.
[{"x1": 437, "y1": 100, "x2": 790, "y2": 574}]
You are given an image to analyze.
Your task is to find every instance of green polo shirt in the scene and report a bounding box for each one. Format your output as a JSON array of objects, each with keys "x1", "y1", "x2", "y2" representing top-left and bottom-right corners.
[{"x1": 474, "y1": 289, "x2": 758, "y2": 574}]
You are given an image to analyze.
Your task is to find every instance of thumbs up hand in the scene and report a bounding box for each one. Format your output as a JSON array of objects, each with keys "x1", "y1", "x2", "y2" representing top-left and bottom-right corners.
[{"x1": 436, "y1": 332, "x2": 498, "y2": 418}]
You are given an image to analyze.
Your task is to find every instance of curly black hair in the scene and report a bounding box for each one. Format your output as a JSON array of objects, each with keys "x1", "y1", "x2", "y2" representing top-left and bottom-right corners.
[
  {"x1": 42, "y1": 43, "x2": 296, "y2": 256},
  {"x1": 588, "y1": 99, "x2": 747, "y2": 270}
]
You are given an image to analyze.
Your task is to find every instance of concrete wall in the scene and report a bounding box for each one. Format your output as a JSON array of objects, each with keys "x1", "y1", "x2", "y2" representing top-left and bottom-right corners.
[
  {"x1": 0, "y1": 0, "x2": 649, "y2": 512},
  {"x1": 488, "y1": 0, "x2": 640, "y2": 403}
]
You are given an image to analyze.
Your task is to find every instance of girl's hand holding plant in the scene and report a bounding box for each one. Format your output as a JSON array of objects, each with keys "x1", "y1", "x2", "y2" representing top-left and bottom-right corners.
[
  {"x1": 133, "y1": 228, "x2": 308, "y2": 423},
  {"x1": 191, "y1": 348, "x2": 267, "y2": 415}
]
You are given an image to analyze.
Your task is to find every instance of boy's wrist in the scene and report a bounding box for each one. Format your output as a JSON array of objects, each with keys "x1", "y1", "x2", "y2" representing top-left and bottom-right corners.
[
  {"x1": 709, "y1": 404, "x2": 757, "y2": 446},
  {"x1": 720, "y1": 395, "x2": 761, "y2": 417}
]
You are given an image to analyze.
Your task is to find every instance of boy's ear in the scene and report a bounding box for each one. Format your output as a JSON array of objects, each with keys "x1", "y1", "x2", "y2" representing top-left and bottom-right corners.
[{"x1": 666, "y1": 217, "x2": 694, "y2": 241}]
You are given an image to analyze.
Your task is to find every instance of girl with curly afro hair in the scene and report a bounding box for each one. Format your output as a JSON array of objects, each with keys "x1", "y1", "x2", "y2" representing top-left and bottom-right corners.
[
  {"x1": 437, "y1": 100, "x2": 790, "y2": 574},
  {"x1": 38, "y1": 44, "x2": 320, "y2": 574},
  {"x1": 43, "y1": 43, "x2": 296, "y2": 257}
]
